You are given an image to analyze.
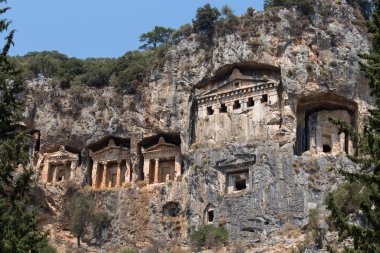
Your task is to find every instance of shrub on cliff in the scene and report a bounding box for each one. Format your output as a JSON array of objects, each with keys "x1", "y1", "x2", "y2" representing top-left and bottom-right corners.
[
  {"x1": 264, "y1": 0, "x2": 315, "y2": 15},
  {"x1": 189, "y1": 224, "x2": 228, "y2": 250}
]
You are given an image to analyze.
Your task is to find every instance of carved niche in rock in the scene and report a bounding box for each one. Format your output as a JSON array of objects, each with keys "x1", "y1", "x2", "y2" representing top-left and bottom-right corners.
[
  {"x1": 40, "y1": 145, "x2": 79, "y2": 183},
  {"x1": 195, "y1": 62, "x2": 282, "y2": 144},
  {"x1": 142, "y1": 137, "x2": 182, "y2": 184},
  {"x1": 218, "y1": 157, "x2": 256, "y2": 194},
  {"x1": 88, "y1": 136, "x2": 131, "y2": 189},
  {"x1": 295, "y1": 92, "x2": 358, "y2": 155}
]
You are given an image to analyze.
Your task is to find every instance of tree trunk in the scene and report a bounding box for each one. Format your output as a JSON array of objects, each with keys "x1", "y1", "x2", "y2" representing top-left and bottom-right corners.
[{"x1": 77, "y1": 236, "x2": 80, "y2": 248}]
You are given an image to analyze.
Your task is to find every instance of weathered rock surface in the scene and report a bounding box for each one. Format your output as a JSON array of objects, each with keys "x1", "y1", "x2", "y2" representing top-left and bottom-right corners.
[{"x1": 24, "y1": 1, "x2": 372, "y2": 252}]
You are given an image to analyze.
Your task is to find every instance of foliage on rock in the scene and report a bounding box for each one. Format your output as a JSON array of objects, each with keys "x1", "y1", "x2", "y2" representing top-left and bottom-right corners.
[
  {"x1": 0, "y1": 1, "x2": 48, "y2": 252},
  {"x1": 326, "y1": 1, "x2": 380, "y2": 252}
]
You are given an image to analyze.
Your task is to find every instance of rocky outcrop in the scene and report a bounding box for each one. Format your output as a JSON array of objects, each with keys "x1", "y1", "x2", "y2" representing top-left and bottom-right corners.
[{"x1": 25, "y1": 0, "x2": 372, "y2": 251}]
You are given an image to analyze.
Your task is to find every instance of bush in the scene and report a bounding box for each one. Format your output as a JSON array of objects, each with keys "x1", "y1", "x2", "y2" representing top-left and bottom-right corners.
[
  {"x1": 264, "y1": 0, "x2": 315, "y2": 15},
  {"x1": 190, "y1": 224, "x2": 228, "y2": 250},
  {"x1": 118, "y1": 248, "x2": 137, "y2": 253},
  {"x1": 347, "y1": 0, "x2": 373, "y2": 19},
  {"x1": 39, "y1": 243, "x2": 58, "y2": 253},
  {"x1": 92, "y1": 211, "x2": 112, "y2": 245},
  {"x1": 171, "y1": 23, "x2": 193, "y2": 44}
]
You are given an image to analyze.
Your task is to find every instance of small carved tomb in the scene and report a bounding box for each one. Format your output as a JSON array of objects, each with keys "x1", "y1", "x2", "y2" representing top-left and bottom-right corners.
[
  {"x1": 89, "y1": 137, "x2": 131, "y2": 189},
  {"x1": 142, "y1": 137, "x2": 182, "y2": 184},
  {"x1": 204, "y1": 203, "x2": 216, "y2": 224},
  {"x1": 219, "y1": 159, "x2": 256, "y2": 194},
  {"x1": 40, "y1": 145, "x2": 79, "y2": 183}
]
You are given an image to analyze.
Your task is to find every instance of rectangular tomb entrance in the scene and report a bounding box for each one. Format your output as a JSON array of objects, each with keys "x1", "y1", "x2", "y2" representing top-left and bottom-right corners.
[
  {"x1": 40, "y1": 145, "x2": 80, "y2": 183},
  {"x1": 218, "y1": 159, "x2": 256, "y2": 194},
  {"x1": 88, "y1": 136, "x2": 132, "y2": 189},
  {"x1": 142, "y1": 137, "x2": 182, "y2": 184}
]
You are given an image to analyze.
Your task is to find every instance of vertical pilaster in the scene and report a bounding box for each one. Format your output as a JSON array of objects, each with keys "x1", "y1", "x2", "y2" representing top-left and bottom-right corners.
[
  {"x1": 116, "y1": 160, "x2": 121, "y2": 188},
  {"x1": 154, "y1": 158, "x2": 159, "y2": 183},
  {"x1": 69, "y1": 161, "x2": 77, "y2": 180},
  {"x1": 41, "y1": 161, "x2": 50, "y2": 183},
  {"x1": 101, "y1": 162, "x2": 108, "y2": 189},
  {"x1": 125, "y1": 159, "x2": 131, "y2": 183},
  {"x1": 92, "y1": 161, "x2": 98, "y2": 188},
  {"x1": 143, "y1": 158, "x2": 150, "y2": 183},
  {"x1": 174, "y1": 155, "x2": 182, "y2": 179}
]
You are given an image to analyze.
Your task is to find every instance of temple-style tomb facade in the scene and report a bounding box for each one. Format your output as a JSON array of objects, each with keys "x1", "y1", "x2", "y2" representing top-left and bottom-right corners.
[
  {"x1": 195, "y1": 63, "x2": 282, "y2": 143},
  {"x1": 142, "y1": 137, "x2": 182, "y2": 184},
  {"x1": 88, "y1": 136, "x2": 131, "y2": 189},
  {"x1": 39, "y1": 145, "x2": 80, "y2": 183}
]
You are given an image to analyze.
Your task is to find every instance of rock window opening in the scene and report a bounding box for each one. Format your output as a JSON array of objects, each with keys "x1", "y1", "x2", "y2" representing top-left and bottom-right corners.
[
  {"x1": 208, "y1": 210, "x2": 214, "y2": 223},
  {"x1": 322, "y1": 135, "x2": 332, "y2": 153},
  {"x1": 163, "y1": 202, "x2": 180, "y2": 217},
  {"x1": 220, "y1": 103, "x2": 227, "y2": 113},
  {"x1": 234, "y1": 82, "x2": 240, "y2": 88},
  {"x1": 235, "y1": 176, "x2": 247, "y2": 191},
  {"x1": 323, "y1": 145, "x2": 331, "y2": 153},
  {"x1": 247, "y1": 97, "x2": 255, "y2": 107},
  {"x1": 261, "y1": 94, "x2": 268, "y2": 103},
  {"x1": 233, "y1": 100, "x2": 241, "y2": 110},
  {"x1": 207, "y1": 106, "x2": 214, "y2": 115}
]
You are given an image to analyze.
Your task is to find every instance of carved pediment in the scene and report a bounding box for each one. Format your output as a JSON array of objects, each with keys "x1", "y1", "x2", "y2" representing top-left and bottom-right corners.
[
  {"x1": 142, "y1": 137, "x2": 180, "y2": 159},
  {"x1": 144, "y1": 137, "x2": 179, "y2": 152},
  {"x1": 44, "y1": 145, "x2": 79, "y2": 162},
  {"x1": 89, "y1": 146, "x2": 129, "y2": 162}
]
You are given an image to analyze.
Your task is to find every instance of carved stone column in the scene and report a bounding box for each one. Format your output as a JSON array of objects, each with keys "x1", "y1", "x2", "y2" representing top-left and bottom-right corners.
[
  {"x1": 174, "y1": 155, "x2": 182, "y2": 179},
  {"x1": 52, "y1": 164, "x2": 58, "y2": 182},
  {"x1": 154, "y1": 158, "x2": 159, "y2": 183},
  {"x1": 116, "y1": 160, "x2": 121, "y2": 188},
  {"x1": 92, "y1": 161, "x2": 98, "y2": 188},
  {"x1": 41, "y1": 160, "x2": 50, "y2": 183},
  {"x1": 101, "y1": 162, "x2": 108, "y2": 189},
  {"x1": 70, "y1": 160, "x2": 77, "y2": 180},
  {"x1": 125, "y1": 159, "x2": 131, "y2": 183},
  {"x1": 143, "y1": 158, "x2": 150, "y2": 183},
  {"x1": 225, "y1": 101, "x2": 234, "y2": 113}
]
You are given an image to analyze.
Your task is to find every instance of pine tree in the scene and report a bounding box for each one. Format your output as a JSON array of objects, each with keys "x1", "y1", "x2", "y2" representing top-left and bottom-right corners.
[
  {"x1": 326, "y1": 1, "x2": 380, "y2": 252},
  {"x1": 0, "y1": 1, "x2": 48, "y2": 252}
]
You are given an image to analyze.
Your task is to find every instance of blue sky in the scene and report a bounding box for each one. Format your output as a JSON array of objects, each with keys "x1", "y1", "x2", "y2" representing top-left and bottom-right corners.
[{"x1": 5, "y1": 1, "x2": 263, "y2": 58}]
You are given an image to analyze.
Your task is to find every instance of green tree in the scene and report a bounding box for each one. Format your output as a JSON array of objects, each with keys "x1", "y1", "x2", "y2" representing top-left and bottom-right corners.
[
  {"x1": 347, "y1": 0, "x2": 373, "y2": 19},
  {"x1": 69, "y1": 192, "x2": 95, "y2": 247},
  {"x1": 215, "y1": 5, "x2": 239, "y2": 36},
  {"x1": 264, "y1": 0, "x2": 315, "y2": 15},
  {"x1": 326, "y1": 1, "x2": 380, "y2": 252},
  {"x1": 189, "y1": 224, "x2": 228, "y2": 250},
  {"x1": 0, "y1": 1, "x2": 48, "y2": 252},
  {"x1": 139, "y1": 26, "x2": 174, "y2": 49},
  {"x1": 171, "y1": 23, "x2": 193, "y2": 44},
  {"x1": 92, "y1": 211, "x2": 111, "y2": 245},
  {"x1": 192, "y1": 4, "x2": 221, "y2": 37}
]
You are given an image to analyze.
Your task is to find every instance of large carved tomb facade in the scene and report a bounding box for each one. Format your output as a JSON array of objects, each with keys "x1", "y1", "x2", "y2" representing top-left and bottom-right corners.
[
  {"x1": 142, "y1": 136, "x2": 182, "y2": 184},
  {"x1": 295, "y1": 93, "x2": 358, "y2": 155},
  {"x1": 88, "y1": 136, "x2": 131, "y2": 189},
  {"x1": 39, "y1": 145, "x2": 80, "y2": 183},
  {"x1": 195, "y1": 63, "x2": 281, "y2": 144}
]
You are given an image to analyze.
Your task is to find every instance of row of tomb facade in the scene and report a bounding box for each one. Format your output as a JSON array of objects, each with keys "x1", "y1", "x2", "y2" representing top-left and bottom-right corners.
[
  {"x1": 22, "y1": 62, "x2": 358, "y2": 194},
  {"x1": 32, "y1": 133, "x2": 253, "y2": 194}
]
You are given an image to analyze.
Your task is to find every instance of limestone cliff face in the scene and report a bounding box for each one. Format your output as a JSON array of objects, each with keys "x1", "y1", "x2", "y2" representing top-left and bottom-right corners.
[{"x1": 25, "y1": 1, "x2": 372, "y2": 252}]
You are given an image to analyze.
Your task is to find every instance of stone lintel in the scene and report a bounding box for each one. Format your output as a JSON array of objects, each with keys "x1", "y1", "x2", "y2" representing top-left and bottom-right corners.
[{"x1": 218, "y1": 160, "x2": 256, "y2": 173}]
